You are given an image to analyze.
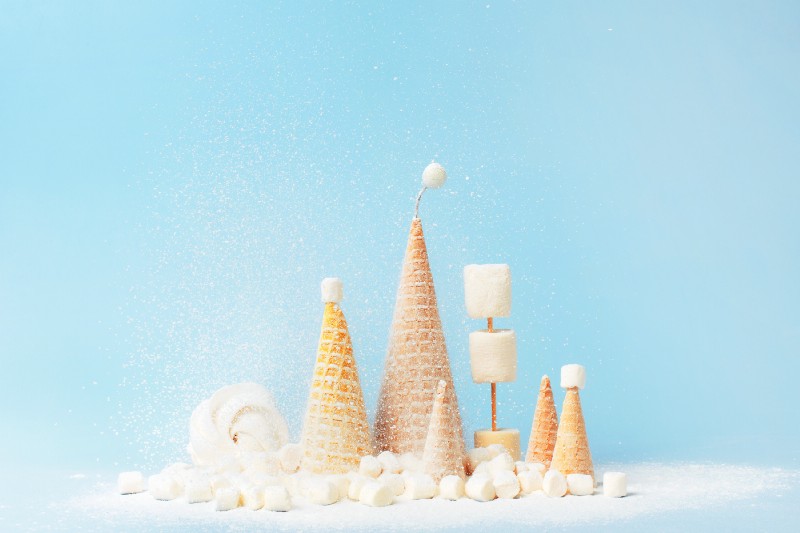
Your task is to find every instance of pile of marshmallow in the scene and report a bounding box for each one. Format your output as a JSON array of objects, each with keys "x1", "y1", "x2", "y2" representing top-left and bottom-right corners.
[{"x1": 118, "y1": 443, "x2": 627, "y2": 511}]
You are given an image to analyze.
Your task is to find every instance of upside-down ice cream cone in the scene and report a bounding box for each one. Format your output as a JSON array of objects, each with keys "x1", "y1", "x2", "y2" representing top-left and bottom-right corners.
[
  {"x1": 300, "y1": 279, "x2": 372, "y2": 474},
  {"x1": 422, "y1": 380, "x2": 467, "y2": 482},
  {"x1": 550, "y1": 387, "x2": 594, "y2": 480},
  {"x1": 525, "y1": 375, "x2": 559, "y2": 468}
]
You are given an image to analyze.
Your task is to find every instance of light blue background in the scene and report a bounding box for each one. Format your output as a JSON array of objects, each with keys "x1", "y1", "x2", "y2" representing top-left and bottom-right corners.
[{"x1": 2, "y1": 0, "x2": 798, "y2": 488}]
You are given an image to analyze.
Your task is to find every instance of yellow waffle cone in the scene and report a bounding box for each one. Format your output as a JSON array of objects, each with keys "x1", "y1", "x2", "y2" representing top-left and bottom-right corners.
[
  {"x1": 423, "y1": 381, "x2": 467, "y2": 482},
  {"x1": 374, "y1": 218, "x2": 465, "y2": 457},
  {"x1": 525, "y1": 375, "x2": 559, "y2": 467},
  {"x1": 300, "y1": 301, "x2": 373, "y2": 474},
  {"x1": 550, "y1": 388, "x2": 594, "y2": 480}
]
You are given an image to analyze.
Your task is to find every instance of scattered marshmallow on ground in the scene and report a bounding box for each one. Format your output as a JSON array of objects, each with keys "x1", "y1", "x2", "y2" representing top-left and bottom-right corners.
[
  {"x1": 184, "y1": 473, "x2": 213, "y2": 503},
  {"x1": 403, "y1": 472, "x2": 437, "y2": 499},
  {"x1": 439, "y1": 475, "x2": 465, "y2": 500},
  {"x1": 493, "y1": 470, "x2": 521, "y2": 499},
  {"x1": 489, "y1": 452, "x2": 515, "y2": 475},
  {"x1": 377, "y1": 451, "x2": 402, "y2": 474},
  {"x1": 567, "y1": 474, "x2": 594, "y2": 496},
  {"x1": 603, "y1": 472, "x2": 627, "y2": 498},
  {"x1": 214, "y1": 487, "x2": 240, "y2": 511},
  {"x1": 148, "y1": 473, "x2": 182, "y2": 501},
  {"x1": 518, "y1": 469, "x2": 543, "y2": 494},
  {"x1": 326, "y1": 474, "x2": 350, "y2": 500},
  {"x1": 472, "y1": 462, "x2": 492, "y2": 477},
  {"x1": 304, "y1": 477, "x2": 340, "y2": 505},
  {"x1": 379, "y1": 472, "x2": 405, "y2": 497},
  {"x1": 465, "y1": 474, "x2": 496, "y2": 502},
  {"x1": 278, "y1": 444, "x2": 303, "y2": 474},
  {"x1": 241, "y1": 485, "x2": 265, "y2": 510},
  {"x1": 359, "y1": 482, "x2": 393, "y2": 507},
  {"x1": 543, "y1": 470, "x2": 567, "y2": 498},
  {"x1": 528, "y1": 462, "x2": 547, "y2": 476},
  {"x1": 209, "y1": 475, "x2": 231, "y2": 495},
  {"x1": 348, "y1": 475, "x2": 370, "y2": 501},
  {"x1": 263, "y1": 485, "x2": 292, "y2": 512},
  {"x1": 515, "y1": 461, "x2": 528, "y2": 474},
  {"x1": 360, "y1": 456, "x2": 382, "y2": 478},
  {"x1": 486, "y1": 444, "x2": 506, "y2": 459},
  {"x1": 117, "y1": 471, "x2": 144, "y2": 495}
]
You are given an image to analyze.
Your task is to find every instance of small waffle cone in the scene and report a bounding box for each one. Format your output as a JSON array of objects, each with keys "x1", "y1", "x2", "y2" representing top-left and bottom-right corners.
[
  {"x1": 525, "y1": 375, "x2": 559, "y2": 467},
  {"x1": 374, "y1": 218, "x2": 464, "y2": 457},
  {"x1": 550, "y1": 388, "x2": 594, "y2": 480},
  {"x1": 422, "y1": 380, "x2": 466, "y2": 482},
  {"x1": 300, "y1": 302, "x2": 373, "y2": 474}
]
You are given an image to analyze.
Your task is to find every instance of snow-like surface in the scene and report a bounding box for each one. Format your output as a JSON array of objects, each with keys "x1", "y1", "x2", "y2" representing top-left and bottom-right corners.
[{"x1": 15, "y1": 463, "x2": 797, "y2": 532}]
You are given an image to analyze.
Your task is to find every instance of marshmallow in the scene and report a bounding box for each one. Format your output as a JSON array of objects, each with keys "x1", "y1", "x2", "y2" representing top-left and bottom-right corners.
[
  {"x1": 560, "y1": 364, "x2": 586, "y2": 390},
  {"x1": 241, "y1": 485, "x2": 265, "y2": 510},
  {"x1": 493, "y1": 469, "x2": 521, "y2": 499},
  {"x1": 214, "y1": 487, "x2": 240, "y2": 511},
  {"x1": 422, "y1": 161, "x2": 447, "y2": 189},
  {"x1": 439, "y1": 475, "x2": 465, "y2": 500},
  {"x1": 473, "y1": 462, "x2": 492, "y2": 477},
  {"x1": 488, "y1": 452, "x2": 515, "y2": 474},
  {"x1": 148, "y1": 474, "x2": 182, "y2": 501},
  {"x1": 603, "y1": 472, "x2": 627, "y2": 498},
  {"x1": 185, "y1": 474, "x2": 213, "y2": 503},
  {"x1": 467, "y1": 448, "x2": 491, "y2": 474},
  {"x1": 543, "y1": 470, "x2": 567, "y2": 498},
  {"x1": 398, "y1": 452, "x2": 425, "y2": 474},
  {"x1": 465, "y1": 474, "x2": 496, "y2": 502},
  {"x1": 326, "y1": 474, "x2": 350, "y2": 499},
  {"x1": 377, "y1": 451, "x2": 402, "y2": 474},
  {"x1": 486, "y1": 444, "x2": 506, "y2": 459},
  {"x1": 278, "y1": 443, "x2": 303, "y2": 473},
  {"x1": 403, "y1": 472, "x2": 437, "y2": 499},
  {"x1": 469, "y1": 329, "x2": 517, "y2": 383},
  {"x1": 305, "y1": 477, "x2": 339, "y2": 505},
  {"x1": 263, "y1": 485, "x2": 292, "y2": 511},
  {"x1": 464, "y1": 264, "x2": 511, "y2": 319},
  {"x1": 474, "y1": 428, "x2": 521, "y2": 461},
  {"x1": 527, "y1": 462, "x2": 547, "y2": 476},
  {"x1": 242, "y1": 451, "x2": 281, "y2": 476},
  {"x1": 379, "y1": 472, "x2": 405, "y2": 497},
  {"x1": 359, "y1": 455, "x2": 382, "y2": 478},
  {"x1": 117, "y1": 471, "x2": 144, "y2": 495},
  {"x1": 347, "y1": 475, "x2": 370, "y2": 501},
  {"x1": 567, "y1": 473, "x2": 594, "y2": 496},
  {"x1": 514, "y1": 461, "x2": 529, "y2": 474},
  {"x1": 321, "y1": 277, "x2": 343, "y2": 303},
  {"x1": 518, "y1": 470, "x2": 543, "y2": 494},
  {"x1": 210, "y1": 475, "x2": 231, "y2": 494},
  {"x1": 359, "y1": 481, "x2": 393, "y2": 507}
]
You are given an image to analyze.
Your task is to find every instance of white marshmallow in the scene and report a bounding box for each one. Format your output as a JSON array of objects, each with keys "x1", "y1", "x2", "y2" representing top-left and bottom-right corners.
[
  {"x1": 278, "y1": 443, "x2": 303, "y2": 473},
  {"x1": 567, "y1": 473, "x2": 594, "y2": 496},
  {"x1": 465, "y1": 474, "x2": 496, "y2": 502},
  {"x1": 467, "y1": 448, "x2": 491, "y2": 474},
  {"x1": 488, "y1": 452, "x2": 515, "y2": 475},
  {"x1": 359, "y1": 481, "x2": 393, "y2": 507},
  {"x1": 148, "y1": 474, "x2": 182, "y2": 501},
  {"x1": 518, "y1": 470, "x2": 543, "y2": 494},
  {"x1": 514, "y1": 461, "x2": 529, "y2": 474},
  {"x1": 214, "y1": 487, "x2": 240, "y2": 511},
  {"x1": 242, "y1": 451, "x2": 281, "y2": 476},
  {"x1": 185, "y1": 473, "x2": 213, "y2": 503},
  {"x1": 527, "y1": 462, "x2": 547, "y2": 476},
  {"x1": 347, "y1": 475, "x2": 370, "y2": 501},
  {"x1": 422, "y1": 161, "x2": 447, "y2": 189},
  {"x1": 305, "y1": 477, "x2": 340, "y2": 505},
  {"x1": 117, "y1": 471, "x2": 144, "y2": 495},
  {"x1": 241, "y1": 485, "x2": 265, "y2": 510},
  {"x1": 543, "y1": 470, "x2": 567, "y2": 498},
  {"x1": 359, "y1": 455, "x2": 382, "y2": 478},
  {"x1": 210, "y1": 475, "x2": 231, "y2": 494},
  {"x1": 263, "y1": 485, "x2": 292, "y2": 511},
  {"x1": 379, "y1": 472, "x2": 405, "y2": 497},
  {"x1": 282, "y1": 472, "x2": 308, "y2": 498},
  {"x1": 603, "y1": 472, "x2": 627, "y2": 498},
  {"x1": 439, "y1": 475, "x2": 465, "y2": 500},
  {"x1": 403, "y1": 473, "x2": 437, "y2": 499},
  {"x1": 560, "y1": 364, "x2": 586, "y2": 389},
  {"x1": 326, "y1": 474, "x2": 350, "y2": 499},
  {"x1": 473, "y1": 462, "x2": 492, "y2": 477},
  {"x1": 493, "y1": 469, "x2": 521, "y2": 499},
  {"x1": 321, "y1": 277, "x2": 343, "y2": 303},
  {"x1": 464, "y1": 264, "x2": 511, "y2": 319},
  {"x1": 486, "y1": 444, "x2": 506, "y2": 459},
  {"x1": 377, "y1": 451, "x2": 402, "y2": 474},
  {"x1": 398, "y1": 452, "x2": 425, "y2": 473},
  {"x1": 469, "y1": 329, "x2": 517, "y2": 383}
]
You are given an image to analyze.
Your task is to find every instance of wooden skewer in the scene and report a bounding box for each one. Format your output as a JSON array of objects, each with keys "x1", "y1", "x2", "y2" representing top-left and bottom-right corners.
[{"x1": 488, "y1": 317, "x2": 496, "y2": 432}]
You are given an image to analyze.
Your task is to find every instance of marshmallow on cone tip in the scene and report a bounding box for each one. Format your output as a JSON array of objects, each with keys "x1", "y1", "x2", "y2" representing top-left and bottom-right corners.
[
  {"x1": 474, "y1": 428, "x2": 521, "y2": 461},
  {"x1": 469, "y1": 329, "x2": 517, "y2": 383},
  {"x1": 263, "y1": 485, "x2": 292, "y2": 511},
  {"x1": 550, "y1": 388, "x2": 594, "y2": 481},
  {"x1": 321, "y1": 277, "x2": 343, "y2": 303},
  {"x1": 567, "y1": 473, "x2": 594, "y2": 496},
  {"x1": 422, "y1": 162, "x2": 447, "y2": 189},
  {"x1": 518, "y1": 469, "x2": 543, "y2": 494},
  {"x1": 526, "y1": 375, "x2": 559, "y2": 469},
  {"x1": 603, "y1": 472, "x2": 627, "y2": 498},
  {"x1": 561, "y1": 364, "x2": 586, "y2": 390},
  {"x1": 148, "y1": 474, "x2": 182, "y2": 501},
  {"x1": 300, "y1": 295, "x2": 372, "y2": 474},
  {"x1": 214, "y1": 487, "x2": 240, "y2": 511},
  {"x1": 464, "y1": 264, "x2": 511, "y2": 319},
  {"x1": 118, "y1": 471, "x2": 143, "y2": 495},
  {"x1": 439, "y1": 475, "x2": 465, "y2": 500},
  {"x1": 465, "y1": 474, "x2": 496, "y2": 502},
  {"x1": 543, "y1": 470, "x2": 567, "y2": 498},
  {"x1": 493, "y1": 470, "x2": 521, "y2": 499},
  {"x1": 374, "y1": 218, "x2": 465, "y2": 458},
  {"x1": 359, "y1": 482, "x2": 394, "y2": 507},
  {"x1": 423, "y1": 380, "x2": 466, "y2": 482}
]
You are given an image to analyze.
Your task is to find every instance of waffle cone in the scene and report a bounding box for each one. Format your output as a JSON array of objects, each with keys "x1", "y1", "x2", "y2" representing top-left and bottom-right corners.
[
  {"x1": 300, "y1": 302, "x2": 372, "y2": 474},
  {"x1": 423, "y1": 381, "x2": 466, "y2": 482},
  {"x1": 550, "y1": 388, "x2": 593, "y2": 480},
  {"x1": 525, "y1": 375, "x2": 558, "y2": 467},
  {"x1": 374, "y1": 218, "x2": 465, "y2": 457}
]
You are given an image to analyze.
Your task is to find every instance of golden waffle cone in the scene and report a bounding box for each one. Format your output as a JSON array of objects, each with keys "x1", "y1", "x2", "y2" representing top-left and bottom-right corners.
[
  {"x1": 300, "y1": 302, "x2": 373, "y2": 474},
  {"x1": 374, "y1": 218, "x2": 465, "y2": 457},
  {"x1": 550, "y1": 388, "x2": 594, "y2": 480},
  {"x1": 422, "y1": 380, "x2": 466, "y2": 482},
  {"x1": 525, "y1": 375, "x2": 559, "y2": 468}
]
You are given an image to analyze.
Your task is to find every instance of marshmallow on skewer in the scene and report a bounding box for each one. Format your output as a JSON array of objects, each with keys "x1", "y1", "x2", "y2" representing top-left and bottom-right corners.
[
  {"x1": 464, "y1": 264, "x2": 511, "y2": 319},
  {"x1": 469, "y1": 329, "x2": 517, "y2": 383}
]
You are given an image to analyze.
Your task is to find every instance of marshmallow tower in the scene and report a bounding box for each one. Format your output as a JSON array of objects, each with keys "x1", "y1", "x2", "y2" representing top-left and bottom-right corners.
[
  {"x1": 550, "y1": 364, "x2": 594, "y2": 482},
  {"x1": 464, "y1": 264, "x2": 520, "y2": 460},
  {"x1": 299, "y1": 278, "x2": 373, "y2": 474}
]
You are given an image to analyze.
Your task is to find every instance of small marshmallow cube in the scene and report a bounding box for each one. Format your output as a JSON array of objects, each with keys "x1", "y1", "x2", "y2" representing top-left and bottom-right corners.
[
  {"x1": 518, "y1": 470, "x2": 543, "y2": 494},
  {"x1": 241, "y1": 485, "x2": 265, "y2": 510},
  {"x1": 603, "y1": 472, "x2": 627, "y2": 498},
  {"x1": 527, "y1": 462, "x2": 547, "y2": 476},
  {"x1": 561, "y1": 364, "x2": 586, "y2": 389},
  {"x1": 148, "y1": 474, "x2": 182, "y2": 501},
  {"x1": 543, "y1": 470, "x2": 567, "y2": 498},
  {"x1": 305, "y1": 477, "x2": 340, "y2": 505},
  {"x1": 359, "y1": 455, "x2": 383, "y2": 478},
  {"x1": 464, "y1": 264, "x2": 511, "y2": 319},
  {"x1": 326, "y1": 474, "x2": 350, "y2": 499},
  {"x1": 465, "y1": 474, "x2": 496, "y2": 502},
  {"x1": 514, "y1": 461, "x2": 529, "y2": 474},
  {"x1": 321, "y1": 277, "x2": 343, "y2": 303},
  {"x1": 403, "y1": 473, "x2": 437, "y2": 499},
  {"x1": 278, "y1": 443, "x2": 303, "y2": 473},
  {"x1": 214, "y1": 487, "x2": 240, "y2": 511},
  {"x1": 377, "y1": 451, "x2": 402, "y2": 474},
  {"x1": 185, "y1": 474, "x2": 213, "y2": 503},
  {"x1": 567, "y1": 473, "x2": 594, "y2": 496},
  {"x1": 493, "y1": 469, "x2": 521, "y2": 499},
  {"x1": 488, "y1": 452, "x2": 515, "y2": 475},
  {"x1": 359, "y1": 481, "x2": 393, "y2": 507},
  {"x1": 348, "y1": 475, "x2": 369, "y2": 501},
  {"x1": 117, "y1": 471, "x2": 144, "y2": 495},
  {"x1": 469, "y1": 329, "x2": 517, "y2": 383},
  {"x1": 486, "y1": 444, "x2": 506, "y2": 458},
  {"x1": 439, "y1": 475, "x2": 465, "y2": 500},
  {"x1": 263, "y1": 485, "x2": 292, "y2": 512},
  {"x1": 379, "y1": 472, "x2": 405, "y2": 496}
]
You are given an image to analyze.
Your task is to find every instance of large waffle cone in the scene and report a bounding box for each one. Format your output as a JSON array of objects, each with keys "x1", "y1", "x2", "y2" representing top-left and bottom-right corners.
[
  {"x1": 374, "y1": 218, "x2": 465, "y2": 457},
  {"x1": 422, "y1": 381, "x2": 466, "y2": 482},
  {"x1": 550, "y1": 388, "x2": 594, "y2": 480},
  {"x1": 525, "y1": 375, "x2": 558, "y2": 467},
  {"x1": 300, "y1": 302, "x2": 373, "y2": 474}
]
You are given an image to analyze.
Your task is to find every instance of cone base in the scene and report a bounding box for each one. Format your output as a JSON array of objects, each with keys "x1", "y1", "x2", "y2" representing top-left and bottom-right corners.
[{"x1": 474, "y1": 428, "x2": 520, "y2": 460}]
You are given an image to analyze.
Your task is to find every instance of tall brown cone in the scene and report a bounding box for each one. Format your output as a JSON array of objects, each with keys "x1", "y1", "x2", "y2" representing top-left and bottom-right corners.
[
  {"x1": 374, "y1": 218, "x2": 465, "y2": 457},
  {"x1": 300, "y1": 302, "x2": 372, "y2": 474},
  {"x1": 525, "y1": 375, "x2": 559, "y2": 468},
  {"x1": 550, "y1": 388, "x2": 594, "y2": 480},
  {"x1": 422, "y1": 380, "x2": 467, "y2": 482}
]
